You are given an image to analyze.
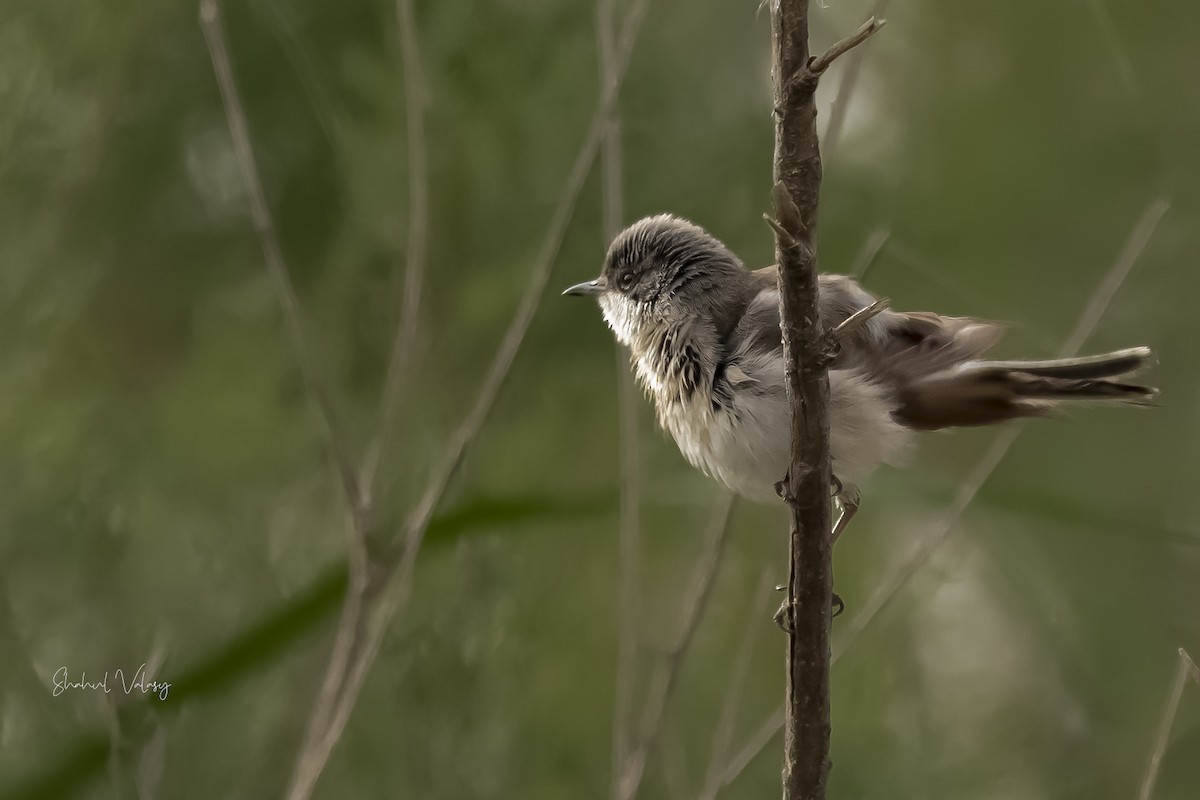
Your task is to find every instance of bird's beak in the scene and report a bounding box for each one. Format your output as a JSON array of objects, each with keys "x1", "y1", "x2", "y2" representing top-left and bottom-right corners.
[{"x1": 562, "y1": 278, "x2": 605, "y2": 297}]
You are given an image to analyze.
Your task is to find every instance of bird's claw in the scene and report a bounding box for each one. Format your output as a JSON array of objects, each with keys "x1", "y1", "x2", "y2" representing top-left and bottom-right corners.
[{"x1": 773, "y1": 589, "x2": 847, "y2": 631}]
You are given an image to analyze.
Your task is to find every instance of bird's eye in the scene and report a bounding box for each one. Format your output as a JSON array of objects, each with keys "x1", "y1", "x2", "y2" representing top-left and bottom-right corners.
[{"x1": 617, "y1": 269, "x2": 636, "y2": 292}]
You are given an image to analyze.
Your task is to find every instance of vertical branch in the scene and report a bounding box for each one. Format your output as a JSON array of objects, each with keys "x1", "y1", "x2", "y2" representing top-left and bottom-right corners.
[
  {"x1": 770, "y1": 3, "x2": 832, "y2": 796},
  {"x1": 595, "y1": 0, "x2": 642, "y2": 797},
  {"x1": 769, "y1": 4, "x2": 883, "y2": 798}
]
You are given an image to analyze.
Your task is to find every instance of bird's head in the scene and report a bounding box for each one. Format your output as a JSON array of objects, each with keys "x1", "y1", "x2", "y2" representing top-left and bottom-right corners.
[{"x1": 563, "y1": 214, "x2": 747, "y2": 349}]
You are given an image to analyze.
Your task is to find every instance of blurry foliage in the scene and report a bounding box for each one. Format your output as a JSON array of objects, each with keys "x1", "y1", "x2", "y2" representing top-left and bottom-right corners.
[{"x1": 1, "y1": 0, "x2": 1199, "y2": 798}]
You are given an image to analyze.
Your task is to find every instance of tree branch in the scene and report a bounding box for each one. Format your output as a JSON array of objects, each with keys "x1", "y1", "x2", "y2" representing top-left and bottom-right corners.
[{"x1": 769, "y1": 3, "x2": 880, "y2": 797}]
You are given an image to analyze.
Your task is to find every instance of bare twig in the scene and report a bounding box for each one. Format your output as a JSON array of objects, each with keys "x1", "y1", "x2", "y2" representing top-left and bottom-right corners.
[
  {"x1": 358, "y1": 0, "x2": 432, "y2": 506},
  {"x1": 281, "y1": 4, "x2": 652, "y2": 798},
  {"x1": 821, "y1": 0, "x2": 890, "y2": 162},
  {"x1": 199, "y1": 0, "x2": 362, "y2": 517},
  {"x1": 1138, "y1": 648, "x2": 1199, "y2": 800},
  {"x1": 698, "y1": 568, "x2": 776, "y2": 800},
  {"x1": 713, "y1": 197, "x2": 1170, "y2": 791},
  {"x1": 595, "y1": 0, "x2": 643, "y2": 797},
  {"x1": 617, "y1": 493, "x2": 736, "y2": 800}
]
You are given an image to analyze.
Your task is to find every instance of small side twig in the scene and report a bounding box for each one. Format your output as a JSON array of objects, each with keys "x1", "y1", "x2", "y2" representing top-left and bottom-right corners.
[
  {"x1": 1138, "y1": 648, "x2": 1200, "y2": 800},
  {"x1": 784, "y1": 16, "x2": 886, "y2": 100},
  {"x1": 809, "y1": 16, "x2": 887, "y2": 74}
]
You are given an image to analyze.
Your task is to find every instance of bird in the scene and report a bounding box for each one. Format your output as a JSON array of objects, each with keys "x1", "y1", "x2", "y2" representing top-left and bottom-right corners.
[{"x1": 563, "y1": 214, "x2": 1156, "y2": 542}]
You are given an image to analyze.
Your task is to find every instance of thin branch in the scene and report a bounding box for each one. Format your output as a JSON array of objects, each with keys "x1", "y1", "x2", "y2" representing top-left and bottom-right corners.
[
  {"x1": 712, "y1": 197, "x2": 1170, "y2": 792},
  {"x1": 595, "y1": 0, "x2": 643, "y2": 798},
  {"x1": 199, "y1": 0, "x2": 362, "y2": 518},
  {"x1": 698, "y1": 568, "x2": 776, "y2": 800},
  {"x1": 281, "y1": 4, "x2": 652, "y2": 798},
  {"x1": 358, "y1": 0, "x2": 432, "y2": 506},
  {"x1": 1138, "y1": 648, "x2": 1197, "y2": 800},
  {"x1": 821, "y1": 0, "x2": 890, "y2": 162},
  {"x1": 617, "y1": 493, "x2": 736, "y2": 800}
]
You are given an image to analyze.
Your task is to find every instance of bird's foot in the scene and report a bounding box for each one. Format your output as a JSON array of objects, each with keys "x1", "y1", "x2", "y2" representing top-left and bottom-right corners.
[{"x1": 772, "y1": 586, "x2": 846, "y2": 632}]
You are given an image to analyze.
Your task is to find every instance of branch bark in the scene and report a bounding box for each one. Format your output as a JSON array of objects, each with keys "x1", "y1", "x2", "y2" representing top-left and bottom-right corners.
[
  {"x1": 769, "y1": 4, "x2": 883, "y2": 798},
  {"x1": 771, "y1": 2, "x2": 830, "y2": 796}
]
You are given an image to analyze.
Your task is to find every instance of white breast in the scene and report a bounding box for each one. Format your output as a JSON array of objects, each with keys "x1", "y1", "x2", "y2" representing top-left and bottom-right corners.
[{"x1": 641, "y1": 348, "x2": 911, "y2": 502}]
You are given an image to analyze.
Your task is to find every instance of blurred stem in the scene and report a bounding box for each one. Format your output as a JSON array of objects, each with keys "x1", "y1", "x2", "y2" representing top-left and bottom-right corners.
[
  {"x1": 595, "y1": 0, "x2": 643, "y2": 796},
  {"x1": 1138, "y1": 648, "x2": 1200, "y2": 800},
  {"x1": 595, "y1": 0, "x2": 642, "y2": 798},
  {"x1": 358, "y1": 0, "x2": 431, "y2": 506},
  {"x1": 820, "y1": 0, "x2": 890, "y2": 163},
  {"x1": 199, "y1": 0, "x2": 362, "y2": 518},
  {"x1": 617, "y1": 493, "x2": 736, "y2": 800},
  {"x1": 698, "y1": 568, "x2": 775, "y2": 800}
]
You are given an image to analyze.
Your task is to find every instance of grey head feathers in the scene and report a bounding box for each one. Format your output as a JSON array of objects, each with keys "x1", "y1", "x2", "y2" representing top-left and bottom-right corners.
[{"x1": 597, "y1": 214, "x2": 752, "y2": 349}]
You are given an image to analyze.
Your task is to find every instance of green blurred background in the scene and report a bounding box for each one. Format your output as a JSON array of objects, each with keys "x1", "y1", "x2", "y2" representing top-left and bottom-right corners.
[{"x1": 2, "y1": 0, "x2": 1198, "y2": 798}]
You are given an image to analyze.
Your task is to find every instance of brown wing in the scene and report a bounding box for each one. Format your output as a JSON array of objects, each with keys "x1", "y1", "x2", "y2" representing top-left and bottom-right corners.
[
  {"x1": 744, "y1": 267, "x2": 1025, "y2": 428},
  {"x1": 747, "y1": 266, "x2": 1005, "y2": 370}
]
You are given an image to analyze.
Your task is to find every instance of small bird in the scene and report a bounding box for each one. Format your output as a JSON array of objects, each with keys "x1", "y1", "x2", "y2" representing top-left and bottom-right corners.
[{"x1": 564, "y1": 214, "x2": 1156, "y2": 540}]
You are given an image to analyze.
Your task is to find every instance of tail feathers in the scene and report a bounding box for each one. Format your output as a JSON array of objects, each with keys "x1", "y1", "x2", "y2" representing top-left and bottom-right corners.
[
  {"x1": 966, "y1": 346, "x2": 1154, "y2": 381},
  {"x1": 895, "y1": 346, "x2": 1158, "y2": 430},
  {"x1": 1006, "y1": 374, "x2": 1158, "y2": 405}
]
